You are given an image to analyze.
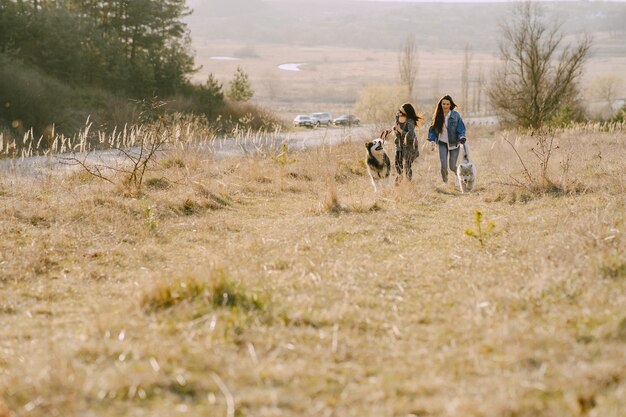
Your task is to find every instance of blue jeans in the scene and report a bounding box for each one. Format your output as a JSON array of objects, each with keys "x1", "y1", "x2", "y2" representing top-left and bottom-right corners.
[{"x1": 438, "y1": 142, "x2": 460, "y2": 183}]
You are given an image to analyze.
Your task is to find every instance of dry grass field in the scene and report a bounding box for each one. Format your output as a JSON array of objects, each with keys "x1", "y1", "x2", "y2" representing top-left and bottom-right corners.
[
  {"x1": 1, "y1": 123, "x2": 625, "y2": 417},
  {"x1": 192, "y1": 40, "x2": 505, "y2": 119},
  {"x1": 193, "y1": 40, "x2": 626, "y2": 122}
]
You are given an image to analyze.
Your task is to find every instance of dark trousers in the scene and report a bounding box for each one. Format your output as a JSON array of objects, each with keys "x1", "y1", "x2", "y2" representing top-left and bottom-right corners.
[{"x1": 395, "y1": 147, "x2": 418, "y2": 180}]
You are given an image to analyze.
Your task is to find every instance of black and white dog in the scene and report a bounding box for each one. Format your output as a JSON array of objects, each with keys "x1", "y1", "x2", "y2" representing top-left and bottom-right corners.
[
  {"x1": 365, "y1": 131, "x2": 392, "y2": 192},
  {"x1": 456, "y1": 143, "x2": 477, "y2": 193}
]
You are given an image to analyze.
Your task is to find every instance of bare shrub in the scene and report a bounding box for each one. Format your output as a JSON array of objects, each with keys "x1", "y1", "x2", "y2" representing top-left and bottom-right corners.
[
  {"x1": 489, "y1": 2, "x2": 591, "y2": 128},
  {"x1": 59, "y1": 97, "x2": 170, "y2": 195},
  {"x1": 398, "y1": 35, "x2": 418, "y2": 100},
  {"x1": 217, "y1": 101, "x2": 284, "y2": 133},
  {"x1": 587, "y1": 74, "x2": 623, "y2": 117},
  {"x1": 502, "y1": 129, "x2": 584, "y2": 195},
  {"x1": 353, "y1": 83, "x2": 407, "y2": 126}
]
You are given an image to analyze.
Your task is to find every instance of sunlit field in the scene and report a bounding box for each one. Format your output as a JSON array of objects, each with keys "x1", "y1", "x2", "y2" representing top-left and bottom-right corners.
[
  {"x1": 1, "y1": 122, "x2": 624, "y2": 417},
  {"x1": 193, "y1": 40, "x2": 626, "y2": 122}
]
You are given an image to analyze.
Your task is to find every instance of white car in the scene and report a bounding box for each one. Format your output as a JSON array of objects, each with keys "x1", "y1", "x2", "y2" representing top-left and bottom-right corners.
[
  {"x1": 293, "y1": 115, "x2": 316, "y2": 128},
  {"x1": 311, "y1": 112, "x2": 332, "y2": 126}
]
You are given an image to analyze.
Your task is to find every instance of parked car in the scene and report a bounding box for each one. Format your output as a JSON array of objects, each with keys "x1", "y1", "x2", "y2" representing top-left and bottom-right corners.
[
  {"x1": 311, "y1": 112, "x2": 332, "y2": 126},
  {"x1": 293, "y1": 115, "x2": 316, "y2": 128},
  {"x1": 333, "y1": 114, "x2": 360, "y2": 126}
]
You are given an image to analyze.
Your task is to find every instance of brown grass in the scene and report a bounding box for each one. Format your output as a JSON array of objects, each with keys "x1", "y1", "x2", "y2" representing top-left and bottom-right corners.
[{"x1": 0, "y1": 125, "x2": 625, "y2": 417}]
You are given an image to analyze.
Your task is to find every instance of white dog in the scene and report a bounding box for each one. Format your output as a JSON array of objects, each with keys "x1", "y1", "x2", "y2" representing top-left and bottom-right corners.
[
  {"x1": 365, "y1": 131, "x2": 392, "y2": 192},
  {"x1": 456, "y1": 143, "x2": 477, "y2": 193}
]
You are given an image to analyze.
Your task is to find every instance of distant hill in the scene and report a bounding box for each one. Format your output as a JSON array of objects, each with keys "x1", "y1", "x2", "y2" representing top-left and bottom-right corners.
[{"x1": 185, "y1": 0, "x2": 626, "y2": 53}]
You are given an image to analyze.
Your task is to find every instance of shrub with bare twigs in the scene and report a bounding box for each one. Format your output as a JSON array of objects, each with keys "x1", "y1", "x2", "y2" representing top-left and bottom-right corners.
[{"x1": 502, "y1": 129, "x2": 584, "y2": 195}]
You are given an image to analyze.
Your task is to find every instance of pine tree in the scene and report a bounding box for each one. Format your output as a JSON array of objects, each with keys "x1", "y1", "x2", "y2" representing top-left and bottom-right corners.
[
  {"x1": 205, "y1": 74, "x2": 224, "y2": 101},
  {"x1": 227, "y1": 66, "x2": 254, "y2": 102},
  {"x1": 197, "y1": 73, "x2": 224, "y2": 118}
]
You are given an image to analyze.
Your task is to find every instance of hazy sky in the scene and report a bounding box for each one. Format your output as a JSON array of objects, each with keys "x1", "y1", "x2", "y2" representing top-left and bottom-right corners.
[{"x1": 362, "y1": 0, "x2": 626, "y2": 2}]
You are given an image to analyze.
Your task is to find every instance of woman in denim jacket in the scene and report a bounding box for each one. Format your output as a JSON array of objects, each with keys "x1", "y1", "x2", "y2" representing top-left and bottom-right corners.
[
  {"x1": 427, "y1": 95, "x2": 467, "y2": 184},
  {"x1": 393, "y1": 103, "x2": 421, "y2": 183}
]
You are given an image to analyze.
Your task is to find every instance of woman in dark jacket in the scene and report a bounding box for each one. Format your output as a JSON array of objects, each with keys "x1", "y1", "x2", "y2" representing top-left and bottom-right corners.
[
  {"x1": 427, "y1": 95, "x2": 467, "y2": 184},
  {"x1": 393, "y1": 103, "x2": 421, "y2": 183}
]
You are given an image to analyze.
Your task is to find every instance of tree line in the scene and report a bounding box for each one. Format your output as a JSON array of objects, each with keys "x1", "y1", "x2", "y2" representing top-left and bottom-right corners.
[
  {"x1": 0, "y1": 0, "x2": 268, "y2": 140},
  {"x1": 1, "y1": 0, "x2": 194, "y2": 97}
]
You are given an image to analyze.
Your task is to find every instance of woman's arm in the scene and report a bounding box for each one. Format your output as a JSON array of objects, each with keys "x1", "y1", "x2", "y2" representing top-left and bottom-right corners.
[
  {"x1": 427, "y1": 125, "x2": 437, "y2": 142},
  {"x1": 456, "y1": 112, "x2": 467, "y2": 143}
]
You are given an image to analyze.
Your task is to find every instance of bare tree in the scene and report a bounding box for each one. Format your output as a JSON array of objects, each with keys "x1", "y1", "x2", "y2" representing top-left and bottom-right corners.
[
  {"x1": 431, "y1": 73, "x2": 441, "y2": 107},
  {"x1": 473, "y1": 64, "x2": 486, "y2": 113},
  {"x1": 609, "y1": 9, "x2": 626, "y2": 38},
  {"x1": 488, "y1": 2, "x2": 591, "y2": 128},
  {"x1": 461, "y1": 43, "x2": 473, "y2": 112},
  {"x1": 588, "y1": 74, "x2": 622, "y2": 113},
  {"x1": 398, "y1": 35, "x2": 419, "y2": 101},
  {"x1": 263, "y1": 72, "x2": 280, "y2": 101}
]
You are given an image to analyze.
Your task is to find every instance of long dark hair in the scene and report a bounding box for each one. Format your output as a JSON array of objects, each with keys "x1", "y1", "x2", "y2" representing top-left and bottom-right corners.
[
  {"x1": 431, "y1": 95, "x2": 457, "y2": 133},
  {"x1": 399, "y1": 103, "x2": 420, "y2": 123}
]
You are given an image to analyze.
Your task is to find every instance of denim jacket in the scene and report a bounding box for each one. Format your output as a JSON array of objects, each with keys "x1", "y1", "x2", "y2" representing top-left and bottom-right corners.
[{"x1": 427, "y1": 110, "x2": 466, "y2": 146}]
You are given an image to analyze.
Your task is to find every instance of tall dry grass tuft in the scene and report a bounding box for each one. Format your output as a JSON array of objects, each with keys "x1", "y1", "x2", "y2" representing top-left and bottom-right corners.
[
  {"x1": 141, "y1": 276, "x2": 209, "y2": 311},
  {"x1": 319, "y1": 185, "x2": 384, "y2": 214},
  {"x1": 320, "y1": 186, "x2": 343, "y2": 214},
  {"x1": 141, "y1": 270, "x2": 264, "y2": 313}
]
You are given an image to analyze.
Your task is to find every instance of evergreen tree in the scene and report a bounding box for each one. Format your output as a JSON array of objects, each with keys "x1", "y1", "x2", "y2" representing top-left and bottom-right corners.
[
  {"x1": 1, "y1": 0, "x2": 196, "y2": 97},
  {"x1": 0, "y1": 0, "x2": 200, "y2": 137},
  {"x1": 196, "y1": 73, "x2": 224, "y2": 118},
  {"x1": 205, "y1": 74, "x2": 224, "y2": 102},
  {"x1": 227, "y1": 66, "x2": 254, "y2": 102}
]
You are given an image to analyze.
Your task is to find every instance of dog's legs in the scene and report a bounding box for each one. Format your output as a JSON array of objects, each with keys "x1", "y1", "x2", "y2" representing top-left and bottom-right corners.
[{"x1": 371, "y1": 177, "x2": 378, "y2": 192}]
